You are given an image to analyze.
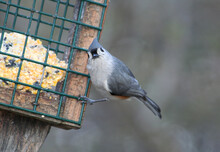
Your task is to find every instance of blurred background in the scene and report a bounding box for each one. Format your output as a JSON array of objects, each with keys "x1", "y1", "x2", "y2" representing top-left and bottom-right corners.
[
  {"x1": 1, "y1": 0, "x2": 220, "y2": 151},
  {"x1": 44, "y1": 0, "x2": 220, "y2": 152}
]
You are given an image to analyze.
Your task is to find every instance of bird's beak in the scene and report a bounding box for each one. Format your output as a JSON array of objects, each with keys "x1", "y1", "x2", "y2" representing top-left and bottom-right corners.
[
  {"x1": 92, "y1": 53, "x2": 99, "y2": 59},
  {"x1": 89, "y1": 48, "x2": 99, "y2": 59}
]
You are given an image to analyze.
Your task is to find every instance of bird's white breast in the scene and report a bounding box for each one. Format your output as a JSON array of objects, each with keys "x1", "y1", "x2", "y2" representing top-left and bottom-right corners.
[{"x1": 87, "y1": 55, "x2": 113, "y2": 93}]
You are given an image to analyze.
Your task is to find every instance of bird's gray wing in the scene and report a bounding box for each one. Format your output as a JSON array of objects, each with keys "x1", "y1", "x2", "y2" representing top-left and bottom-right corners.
[
  {"x1": 108, "y1": 56, "x2": 162, "y2": 118},
  {"x1": 107, "y1": 56, "x2": 146, "y2": 97}
]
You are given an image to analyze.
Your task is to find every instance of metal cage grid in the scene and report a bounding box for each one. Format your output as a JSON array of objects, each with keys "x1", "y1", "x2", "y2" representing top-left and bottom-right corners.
[{"x1": 0, "y1": 0, "x2": 107, "y2": 126}]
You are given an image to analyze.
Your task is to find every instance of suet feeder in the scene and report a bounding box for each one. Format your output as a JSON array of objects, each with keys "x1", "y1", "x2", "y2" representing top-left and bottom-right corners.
[{"x1": 0, "y1": 0, "x2": 109, "y2": 129}]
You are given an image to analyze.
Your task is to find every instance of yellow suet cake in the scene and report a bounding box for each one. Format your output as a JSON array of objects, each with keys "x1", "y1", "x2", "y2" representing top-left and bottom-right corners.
[{"x1": 0, "y1": 32, "x2": 67, "y2": 94}]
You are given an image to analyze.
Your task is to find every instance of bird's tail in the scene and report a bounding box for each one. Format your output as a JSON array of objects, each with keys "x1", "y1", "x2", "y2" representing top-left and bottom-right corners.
[{"x1": 137, "y1": 96, "x2": 162, "y2": 119}]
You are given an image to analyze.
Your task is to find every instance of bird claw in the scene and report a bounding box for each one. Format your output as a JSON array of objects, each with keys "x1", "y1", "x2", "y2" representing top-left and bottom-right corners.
[
  {"x1": 78, "y1": 96, "x2": 92, "y2": 105},
  {"x1": 78, "y1": 96, "x2": 92, "y2": 104},
  {"x1": 78, "y1": 96, "x2": 109, "y2": 105}
]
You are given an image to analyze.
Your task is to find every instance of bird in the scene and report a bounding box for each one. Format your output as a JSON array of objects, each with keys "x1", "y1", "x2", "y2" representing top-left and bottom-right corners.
[{"x1": 79, "y1": 38, "x2": 162, "y2": 118}]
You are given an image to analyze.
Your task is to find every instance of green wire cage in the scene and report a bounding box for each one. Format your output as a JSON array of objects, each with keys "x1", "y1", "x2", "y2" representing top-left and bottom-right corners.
[{"x1": 0, "y1": 0, "x2": 108, "y2": 129}]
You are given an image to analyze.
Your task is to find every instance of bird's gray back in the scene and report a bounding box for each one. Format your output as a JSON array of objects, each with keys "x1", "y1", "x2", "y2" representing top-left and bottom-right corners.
[{"x1": 107, "y1": 56, "x2": 146, "y2": 98}]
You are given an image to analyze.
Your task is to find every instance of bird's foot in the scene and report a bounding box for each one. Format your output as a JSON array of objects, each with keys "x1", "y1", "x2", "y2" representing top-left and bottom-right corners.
[{"x1": 78, "y1": 96, "x2": 109, "y2": 105}]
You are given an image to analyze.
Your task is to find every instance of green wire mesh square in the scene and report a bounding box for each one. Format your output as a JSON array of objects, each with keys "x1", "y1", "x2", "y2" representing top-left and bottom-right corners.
[{"x1": 0, "y1": 0, "x2": 108, "y2": 129}]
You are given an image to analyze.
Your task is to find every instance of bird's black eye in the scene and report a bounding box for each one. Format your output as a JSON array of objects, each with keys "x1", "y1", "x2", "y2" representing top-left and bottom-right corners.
[{"x1": 100, "y1": 48, "x2": 104, "y2": 52}]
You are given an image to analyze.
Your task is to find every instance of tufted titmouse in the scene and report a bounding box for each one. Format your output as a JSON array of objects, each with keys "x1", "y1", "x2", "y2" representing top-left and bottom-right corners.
[{"x1": 79, "y1": 38, "x2": 161, "y2": 118}]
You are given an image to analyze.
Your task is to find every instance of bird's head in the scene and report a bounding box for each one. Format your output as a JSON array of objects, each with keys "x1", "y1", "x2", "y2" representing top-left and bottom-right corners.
[
  {"x1": 89, "y1": 47, "x2": 106, "y2": 60},
  {"x1": 88, "y1": 38, "x2": 108, "y2": 60}
]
